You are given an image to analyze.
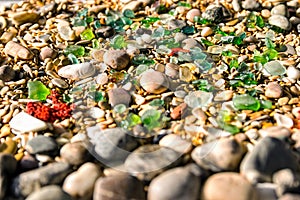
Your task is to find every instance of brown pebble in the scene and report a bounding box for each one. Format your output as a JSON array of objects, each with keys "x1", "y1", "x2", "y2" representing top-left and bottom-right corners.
[
  {"x1": 170, "y1": 103, "x2": 187, "y2": 120},
  {"x1": 4, "y1": 41, "x2": 33, "y2": 60}
]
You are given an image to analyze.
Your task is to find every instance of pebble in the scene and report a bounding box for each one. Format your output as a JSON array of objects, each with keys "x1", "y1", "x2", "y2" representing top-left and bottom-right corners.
[
  {"x1": 88, "y1": 127, "x2": 138, "y2": 165},
  {"x1": 51, "y1": 78, "x2": 68, "y2": 89},
  {"x1": 261, "y1": 9, "x2": 271, "y2": 18},
  {"x1": 108, "y1": 88, "x2": 131, "y2": 107},
  {"x1": 174, "y1": 32, "x2": 187, "y2": 43},
  {"x1": 11, "y1": 11, "x2": 39, "y2": 25},
  {"x1": 9, "y1": 112, "x2": 48, "y2": 133},
  {"x1": 148, "y1": 166, "x2": 200, "y2": 200},
  {"x1": 202, "y1": 172, "x2": 257, "y2": 200},
  {"x1": 95, "y1": 26, "x2": 115, "y2": 38},
  {"x1": 271, "y1": 4, "x2": 288, "y2": 16},
  {"x1": 201, "y1": 26, "x2": 213, "y2": 37},
  {"x1": 186, "y1": 9, "x2": 201, "y2": 22},
  {"x1": 240, "y1": 137, "x2": 299, "y2": 184},
  {"x1": 91, "y1": 49, "x2": 105, "y2": 62},
  {"x1": 241, "y1": 0, "x2": 260, "y2": 10},
  {"x1": 60, "y1": 142, "x2": 91, "y2": 166},
  {"x1": 165, "y1": 63, "x2": 179, "y2": 78},
  {"x1": 0, "y1": 138, "x2": 17, "y2": 154},
  {"x1": 192, "y1": 107, "x2": 207, "y2": 123},
  {"x1": 280, "y1": 193, "x2": 300, "y2": 200},
  {"x1": 94, "y1": 174, "x2": 146, "y2": 200},
  {"x1": 124, "y1": 144, "x2": 182, "y2": 181},
  {"x1": 192, "y1": 138, "x2": 246, "y2": 172},
  {"x1": 258, "y1": 126, "x2": 291, "y2": 139},
  {"x1": 170, "y1": 103, "x2": 187, "y2": 120},
  {"x1": 0, "y1": 65, "x2": 15, "y2": 82},
  {"x1": 57, "y1": 21, "x2": 75, "y2": 41},
  {"x1": 287, "y1": 66, "x2": 300, "y2": 80},
  {"x1": 168, "y1": 19, "x2": 186, "y2": 30},
  {"x1": 11, "y1": 162, "x2": 72, "y2": 197},
  {"x1": 273, "y1": 169, "x2": 300, "y2": 196},
  {"x1": 214, "y1": 90, "x2": 234, "y2": 101},
  {"x1": 184, "y1": 91, "x2": 213, "y2": 108},
  {"x1": 26, "y1": 186, "x2": 72, "y2": 200},
  {"x1": 19, "y1": 154, "x2": 38, "y2": 170},
  {"x1": 63, "y1": 162, "x2": 101, "y2": 199},
  {"x1": 182, "y1": 38, "x2": 198, "y2": 50},
  {"x1": 202, "y1": 5, "x2": 225, "y2": 23},
  {"x1": 39, "y1": 46, "x2": 57, "y2": 61},
  {"x1": 58, "y1": 62, "x2": 95, "y2": 80},
  {"x1": 268, "y1": 15, "x2": 291, "y2": 30},
  {"x1": 122, "y1": 1, "x2": 143, "y2": 12},
  {"x1": 95, "y1": 73, "x2": 108, "y2": 85},
  {"x1": 0, "y1": 153, "x2": 17, "y2": 199},
  {"x1": 232, "y1": 0, "x2": 241, "y2": 12},
  {"x1": 26, "y1": 135, "x2": 58, "y2": 156},
  {"x1": 103, "y1": 50, "x2": 130, "y2": 70},
  {"x1": 4, "y1": 41, "x2": 33, "y2": 60},
  {"x1": 274, "y1": 113, "x2": 294, "y2": 129},
  {"x1": 159, "y1": 134, "x2": 192, "y2": 154},
  {"x1": 140, "y1": 70, "x2": 169, "y2": 94},
  {"x1": 265, "y1": 82, "x2": 282, "y2": 98}
]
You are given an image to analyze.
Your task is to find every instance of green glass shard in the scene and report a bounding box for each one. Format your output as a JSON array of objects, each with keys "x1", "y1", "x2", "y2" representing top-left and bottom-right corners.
[
  {"x1": 80, "y1": 29, "x2": 95, "y2": 40},
  {"x1": 64, "y1": 45, "x2": 85, "y2": 57},
  {"x1": 67, "y1": 53, "x2": 79, "y2": 64},
  {"x1": 182, "y1": 26, "x2": 195, "y2": 34},
  {"x1": 149, "y1": 99, "x2": 164, "y2": 107},
  {"x1": 28, "y1": 81, "x2": 51, "y2": 101},
  {"x1": 110, "y1": 35, "x2": 127, "y2": 49},
  {"x1": 123, "y1": 9, "x2": 135, "y2": 18},
  {"x1": 233, "y1": 94, "x2": 260, "y2": 111},
  {"x1": 114, "y1": 104, "x2": 127, "y2": 113}
]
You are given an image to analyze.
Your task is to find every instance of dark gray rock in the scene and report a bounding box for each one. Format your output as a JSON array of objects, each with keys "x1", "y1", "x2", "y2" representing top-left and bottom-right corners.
[
  {"x1": 148, "y1": 166, "x2": 200, "y2": 200},
  {"x1": 202, "y1": 5, "x2": 228, "y2": 23},
  {"x1": 25, "y1": 185, "x2": 72, "y2": 200},
  {"x1": 11, "y1": 162, "x2": 72, "y2": 197},
  {"x1": 60, "y1": 142, "x2": 91, "y2": 166},
  {"x1": 191, "y1": 138, "x2": 246, "y2": 172},
  {"x1": 93, "y1": 174, "x2": 146, "y2": 200},
  {"x1": 108, "y1": 88, "x2": 131, "y2": 107},
  {"x1": 87, "y1": 127, "x2": 138, "y2": 166},
  {"x1": 124, "y1": 144, "x2": 182, "y2": 181},
  {"x1": 26, "y1": 135, "x2": 58, "y2": 156},
  {"x1": 240, "y1": 137, "x2": 299, "y2": 184},
  {"x1": 95, "y1": 26, "x2": 115, "y2": 38},
  {"x1": 167, "y1": 19, "x2": 186, "y2": 30},
  {"x1": 19, "y1": 154, "x2": 39, "y2": 171},
  {"x1": 0, "y1": 65, "x2": 15, "y2": 82},
  {"x1": 0, "y1": 153, "x2": 17, "y2": 200}
]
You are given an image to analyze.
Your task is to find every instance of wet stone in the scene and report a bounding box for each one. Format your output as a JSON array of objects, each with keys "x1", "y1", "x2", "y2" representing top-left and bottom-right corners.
[
  {"x1": 148, "y1": 166, "x2": 200, "y2": 200},
  {"x1": 124, "y1": 144, "x2": 182, "y2": 181},
  {"x1": 265, "y1": 82, "x2": 282, "y2": 99},
  {"x1": 108, "y1": 88, "x2": 131, "y2": 107},
  {"x1": 202, "y1": 172, "x2": 257, "y2": 200},
  {"x1": 191, "y1": 138, "x2": 246, "y2": 172},
  {"x1": 93, "y1": 174, "x2": 146, "y2": 200},
  {"x1": 60, "y1": 142, "x2": 91, "y2": 166},
  {"x1": 58, "y1": 62, "x2": 96, "y2": 80},
  {"x1": 103, "y1": 50, "x2": 130, "y2": 70},
  {"x1": 240, "y1": 137, "x2": 299, "y2": 184},
  {"x1": 269, "y1": 15, "x2": 291, "y2": 30},
  {"x1": 0, "y1": 65, "x2": 15, "y2": 82},
  {"x1": 63, "y1": 162, "x2": 101, "y2": 199},
  {"x1": 140, "y1": 70, "x2": 169, "y2": 94},
  {"x1": 26, "y1": 185, "x2": 73, "y2": 200},
  {"x1": 4, "y1": 41, "x2": 33, "y2": 60},
  {"x1": 11, "y1": 162, "x2": 72, "y2": 197},
  {"x1": 26, "y1": 135, "x2": 58, "y2": 156}
]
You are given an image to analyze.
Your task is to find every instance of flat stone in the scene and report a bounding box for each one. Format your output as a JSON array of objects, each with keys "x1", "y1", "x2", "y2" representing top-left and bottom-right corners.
[
  {"x1": 269, "y1": 15, "x2": 291, "y2": 30},
  {"x1": 4, "y1": 41, "x2": 33, "y2": 60},
  {"x1": 103, "y1": 50, "x2": 130, "y2": 70},
  {"x1": 91, "y1": 49, "x2": 105, "y2": 62},
  {"x1": 11, "y1": 11, "x2": 39, "y2": 25},
  {"x1": 11, "y1": 162, "x2": 71, "y2": 197},
  {"x1": 265, "y1": 82, "x2": 282, "y2": 98},
  {"x1": 58, "y1": 62, "x2": 95, "y2": 80},
  {"x1": 202, "y1": 5, "x2": 225, "y2": 23},
  {"x1": 140, "y1": 70, "x2": 169, "y2": 94},
  {"x1": 258, "y1": 126, "x2": 291, "y2": 139},
  {"x1": 39, "y1": 46, "x2": 57, "y2": 61},
  {"x1": 0, "y1": 153, "x2": 17, "y2": 200},
  {"x1": 9, "y1": 112, "x2": 48, "y2": 133},
  {"x1": 186, "y1": 9, "x2": 201, "y2": 22},
  {"x1": 26, "y1": 135, "x2": 58, "y2": 156},
  {"x1": 202, "y1": 172, "x2": 257, "y2": 200},
  {"x1": 192, "y1": 138, "x2": 246, "y2": 172},
  {"x1": 124, "y1": 144, "x2": 182, "y2": 181},
  {"x1": 26, "y1": 185, "x2": 73, "y2": 200},
  {"x1": 214, "y1": 90, "x2": 233, "y2": 101},
  {"x1": 63, "y1": 162, "x2": 101, "y2": 199},
  {"x1": 51, "y1": 78, "x2": 68, "y2": 89},
  {"x1": 159, "y1": 134, "x2": 192, "y2": 154},
  {"x1": 0, "y1": 65, "x2": 15, "y2": 82},
  {"x1": 108, "y1": 88, "x2": 131, "y2": 107},
  {"x1": 274, "y1": 113, "x2": 294, "y2": 129},
  {"x1": 271, "y1": 4, "x2": 288, "y2": 16},
  {"x1": 60, "y1": 142, "x2": 91, "y2": 166},
  {"x1": 87, "y1": 127, "x2": 138, "y2": 166},
  {"x1": 93, "y1": 174, "x2": 146, "y2": 200},
  {"x1": 148, "y1": 166, "x2": 200, "y2": 200},
  {"x1": 240, "y1": 137, "x2": 299, "y2": 184}
]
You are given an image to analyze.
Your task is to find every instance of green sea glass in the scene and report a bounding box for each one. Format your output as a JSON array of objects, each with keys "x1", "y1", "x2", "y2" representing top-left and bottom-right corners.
[
  {"x1": 28, "y1": 81, "x2": 51, "y2": 101},
  {"x1": 64, "y1": 45, "x2": 85, "y2": 57},
  {"x1": 233, "y1": 94, "x2": 260, "y2": 111}
]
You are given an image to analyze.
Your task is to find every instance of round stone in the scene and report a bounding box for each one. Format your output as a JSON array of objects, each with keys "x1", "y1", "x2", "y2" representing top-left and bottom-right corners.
[
  {"x1": 39, "y1": 46, "x2": 57, "y2": 61},
  {"x1": 26, "y1": 135, "x2": 58, "y2": 156},
  {"x1": 26, "y1": 185, "x2": 73, "y2": 200},
  {"x1": 103, "y1": 50, "x2": 130, "y2": 70},
  {"x1": 140, "y1": 70, "x2": 169, "y2": 94},
  {"x1": 60, "y1": 142, "x2": 91, "y2": 166},
  {"x1": 271, "y1": 4, "x2": 288, "y2": 16},
  {"x1": 0, "y1": 65, "x2": 15, "y2": 82},
  {"x1": 287, "y1": 66, "x2": 300, "y2": 80},
  {"x1": 186, "y1": 9, "x2": 201, "y2": 22},
  {"x1": 201, "y1": 27, "x2": 213, "y2": 37},
  {"x1": 268, "y1": 15, "x2": 291, "y2": 30},
  {"x1": 265, "y1": 82, "x2": 282, "y2": 99}
]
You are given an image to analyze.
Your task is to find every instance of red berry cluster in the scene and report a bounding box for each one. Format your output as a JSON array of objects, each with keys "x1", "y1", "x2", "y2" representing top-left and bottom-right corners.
[{"x1": 26, "y1": 90, "x2": 74, "y2": 122}]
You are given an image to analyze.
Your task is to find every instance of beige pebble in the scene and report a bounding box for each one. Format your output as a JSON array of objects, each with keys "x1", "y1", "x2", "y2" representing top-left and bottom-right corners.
[
  {"x1": 201, "y1": 27, "x2": 213, "y2": 37},
  {"x1": 261, "y1": 9, "x2": 271, "y2": 18},
  {"x1": 186, "y1": 9, "x2": 201, "y2": 22},
  {"x1": 4, "y1": 41, "x2": 33, "y2": 60}
]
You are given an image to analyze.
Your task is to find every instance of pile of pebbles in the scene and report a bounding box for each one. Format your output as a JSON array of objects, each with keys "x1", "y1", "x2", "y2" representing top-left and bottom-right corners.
[{"x1": 1, "y1": 0, "x2": 300, "y2": 199}]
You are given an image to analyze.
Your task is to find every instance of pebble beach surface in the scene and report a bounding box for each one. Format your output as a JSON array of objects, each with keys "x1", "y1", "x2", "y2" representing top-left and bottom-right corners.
[{"x1": 1, "y1": 0, "x2": 300, "y2": 199}]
